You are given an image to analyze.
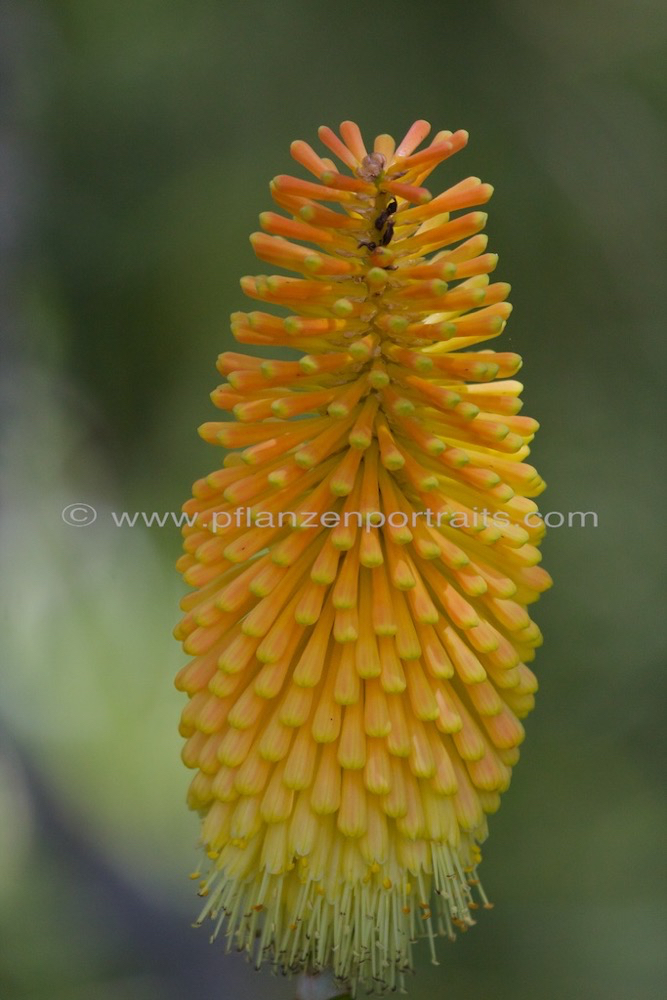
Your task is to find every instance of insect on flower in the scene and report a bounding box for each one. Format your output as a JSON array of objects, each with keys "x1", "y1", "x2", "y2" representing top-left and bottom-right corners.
[{"x1": 174, "y1": 119, "x2": 551, "y2": 995}]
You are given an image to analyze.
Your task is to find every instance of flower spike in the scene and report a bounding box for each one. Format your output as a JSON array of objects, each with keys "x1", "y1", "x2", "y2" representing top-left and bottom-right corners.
[{"x1": 176, "y1": 120, "x2": 550, "y2": 996}]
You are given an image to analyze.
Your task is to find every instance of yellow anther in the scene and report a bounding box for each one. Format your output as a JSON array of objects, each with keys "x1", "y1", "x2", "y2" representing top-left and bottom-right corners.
[{"x1": 382, "y1": 877, "x2": 392, "y2": 890}]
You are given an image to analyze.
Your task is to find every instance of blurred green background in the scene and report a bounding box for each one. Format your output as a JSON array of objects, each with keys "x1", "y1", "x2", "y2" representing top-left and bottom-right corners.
[{"x1": 1, "y1": 1, "x2": 665, "y2": 998}]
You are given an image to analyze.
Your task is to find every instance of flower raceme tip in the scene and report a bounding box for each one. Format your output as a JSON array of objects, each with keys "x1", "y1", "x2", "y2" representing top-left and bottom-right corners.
[{"x1": 174, "y1": 119, "x2": 550, "y2": 995}]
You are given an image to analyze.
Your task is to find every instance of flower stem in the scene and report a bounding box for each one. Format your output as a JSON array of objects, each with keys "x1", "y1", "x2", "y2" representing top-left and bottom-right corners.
[{"x1": 295, "y1": 969, "x2": 350, "y2": 1000}]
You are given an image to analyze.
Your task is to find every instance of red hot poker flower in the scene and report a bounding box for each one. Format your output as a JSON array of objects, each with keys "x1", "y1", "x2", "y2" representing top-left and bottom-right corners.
[{"x1": 175, "y1": 119, "x2": 551, "y2": 995}]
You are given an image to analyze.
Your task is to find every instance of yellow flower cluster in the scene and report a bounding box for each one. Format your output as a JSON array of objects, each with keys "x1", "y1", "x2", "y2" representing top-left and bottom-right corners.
[{"x1": 175, "y1": 120, "x2": 550, "y2": 994}]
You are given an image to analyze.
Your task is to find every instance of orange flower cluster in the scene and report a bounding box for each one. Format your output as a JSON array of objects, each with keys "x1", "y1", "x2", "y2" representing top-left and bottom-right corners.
[{"x1": 175, "y1": 120, "x2": 550, "y2": 994}]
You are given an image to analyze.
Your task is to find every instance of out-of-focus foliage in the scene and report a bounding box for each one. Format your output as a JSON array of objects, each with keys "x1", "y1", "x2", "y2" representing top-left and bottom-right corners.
[{"x1": 1, "y1": 2, "x2": 665, "y2": 998}]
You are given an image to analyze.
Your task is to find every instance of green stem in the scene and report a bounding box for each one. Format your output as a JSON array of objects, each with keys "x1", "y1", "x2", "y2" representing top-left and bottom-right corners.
[{"x1": 295, "y1": 969, "x2": 350, "y2": 1000}]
